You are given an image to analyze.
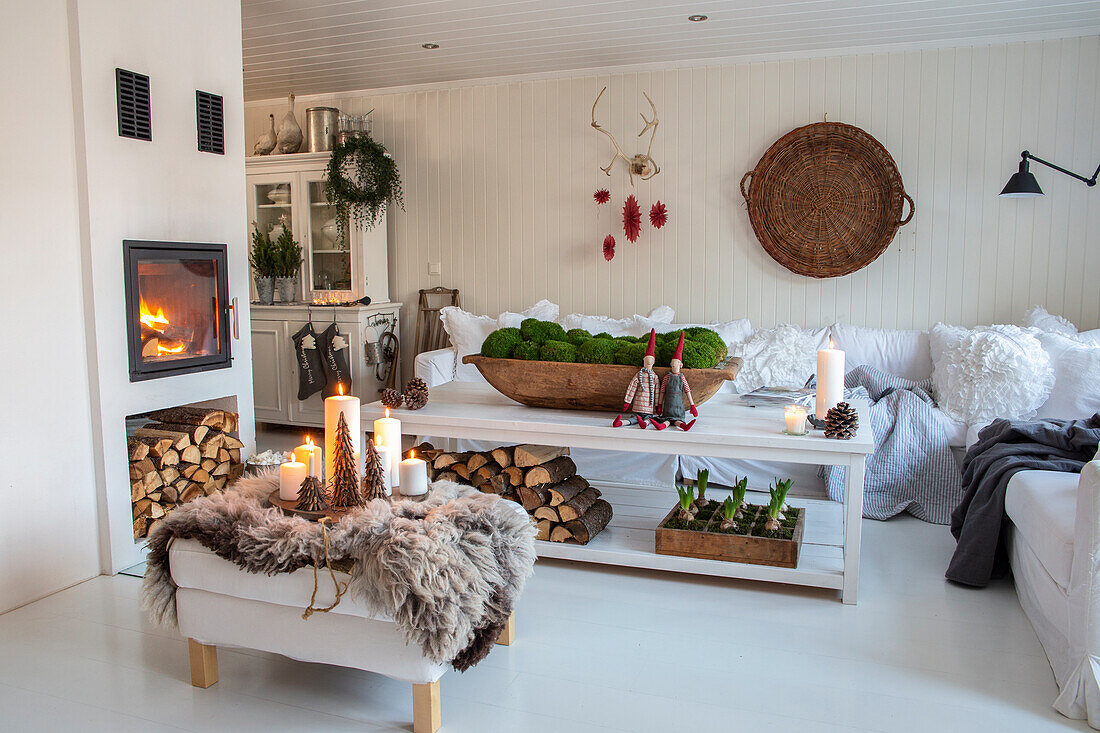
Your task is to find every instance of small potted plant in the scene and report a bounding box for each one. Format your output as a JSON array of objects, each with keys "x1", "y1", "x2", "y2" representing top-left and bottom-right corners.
[
  {"x1": 249, "y1": 221, "x2": 277, "y2": 304},
  {"x1": 271, "y1": 217, "x2": 302, "y2": 303},
  {"x1": 716, "y1": 477, "x2": 748, "y2": 531}
]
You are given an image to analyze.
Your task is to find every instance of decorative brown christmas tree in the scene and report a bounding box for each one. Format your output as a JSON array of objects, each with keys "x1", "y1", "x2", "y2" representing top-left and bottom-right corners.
[
  {"x1": 296, "y1": 474, "x2": 329, "y2": 513},
  {"x1": 361, "y1": 438, "x2": 388, "y2": 502},
  {"x1": 328, "y1": 411, "x2": 362, "y2": 509}
]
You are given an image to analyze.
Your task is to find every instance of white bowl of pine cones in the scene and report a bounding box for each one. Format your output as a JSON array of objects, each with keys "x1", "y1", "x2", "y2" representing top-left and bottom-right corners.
[{"x1": 380, "y1": 378, "x2": 430, "y2": 410}]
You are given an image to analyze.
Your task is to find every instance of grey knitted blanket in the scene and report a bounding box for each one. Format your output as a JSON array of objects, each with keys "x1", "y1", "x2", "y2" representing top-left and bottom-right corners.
[
  {"x1": 142, "y1": 474, "x2": 536, "y2": 671},
  {"x1": 823, "y1": 365, "x2": 963, "y2": 524}
]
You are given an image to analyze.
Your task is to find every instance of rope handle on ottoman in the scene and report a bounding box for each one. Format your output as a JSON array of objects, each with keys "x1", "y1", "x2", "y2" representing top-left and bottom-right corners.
[
  {"x1": 303, "y1": 517, "x2": 348, "y2": 619},
  {"x1": 899, "y1": 192, "x2": 915, "y2": 226},
  {"x1": 740, "y1": 171, "x2": 754, "y2": 200}
]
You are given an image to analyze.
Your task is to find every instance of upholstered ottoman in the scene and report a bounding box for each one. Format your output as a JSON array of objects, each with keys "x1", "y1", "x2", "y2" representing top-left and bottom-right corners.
[{"x1": 168, "y1": 537, "x2": 514, "y2": 733}]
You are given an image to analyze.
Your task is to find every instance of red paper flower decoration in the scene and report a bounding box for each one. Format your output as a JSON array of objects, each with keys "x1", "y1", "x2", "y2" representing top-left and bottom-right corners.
[
  {"x1": 593, "y1": 188, "x2": 611, "y2": 205},
  {"x1": 603, "y1": 234, "x2": 616, "y2": 261},
  {"x1": 622, "y1": 195, "x2": 641, "y2": 243},
  {"x1": 649, "y1": 201, "x2": 668, "y2": 229}
]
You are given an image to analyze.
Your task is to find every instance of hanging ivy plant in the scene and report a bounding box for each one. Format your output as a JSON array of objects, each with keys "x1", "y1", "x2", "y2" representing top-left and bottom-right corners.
[{"x1": 324, "y1": 135, "x2": 405, "y2": 241}]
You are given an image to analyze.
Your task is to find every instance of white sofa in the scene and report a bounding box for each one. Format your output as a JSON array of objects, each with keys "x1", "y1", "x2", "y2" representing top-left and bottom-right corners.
[{"x1": 416, "y1": 307, "x2": 1100, "y2": 725}]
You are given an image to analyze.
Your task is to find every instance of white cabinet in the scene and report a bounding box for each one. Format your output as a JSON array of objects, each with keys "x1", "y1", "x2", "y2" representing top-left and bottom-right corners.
[
  {"x1": 246, "y1": 152, "x2": 389, "y2": 304},
  {"x1": 250, "y1": 303, "x2": 401, "y2": 428}
]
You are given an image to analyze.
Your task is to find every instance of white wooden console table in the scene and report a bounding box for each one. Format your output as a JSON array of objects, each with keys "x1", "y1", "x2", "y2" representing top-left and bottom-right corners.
[{"x1": 363, "y1": 383, "x2": 874, "y2": 604}]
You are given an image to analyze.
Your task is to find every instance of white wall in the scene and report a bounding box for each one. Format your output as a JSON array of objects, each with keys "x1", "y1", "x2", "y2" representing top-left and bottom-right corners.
[
  {"x1": 246, "y1": 36, "x2": 1100, "y2": 376},
  {"x1": 72, "y1": 0, "x2": 255, "y2": 572},
  {"x1": 0, "y1": 0, "x2": 100, "y2": 613}
]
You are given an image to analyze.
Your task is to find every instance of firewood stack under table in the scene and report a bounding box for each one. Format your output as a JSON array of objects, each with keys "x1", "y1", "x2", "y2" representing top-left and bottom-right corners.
[
  {"x1": 406, "y1": 442, "x2": 613, "y2": 545},
  {"x1": 128, "y1": 407, "x2": 244, "y2": 539}
]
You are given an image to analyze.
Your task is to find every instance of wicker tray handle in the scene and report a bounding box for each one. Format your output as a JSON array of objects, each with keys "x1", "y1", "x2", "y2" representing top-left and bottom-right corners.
[
  {"x1": 899, "y1": 192, "x2": 914, "y2": 226},
  {"x1": 740, "y1": 171, "x2": 753, "y2": 200}
]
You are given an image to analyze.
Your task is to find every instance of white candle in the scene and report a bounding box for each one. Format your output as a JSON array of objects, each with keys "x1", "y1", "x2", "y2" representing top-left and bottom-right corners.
[
  {"x1": 374, "y1": 407, "x2": 402, "y2": 478},
  {"x1": 324, "y1": 383, "x2": 360, "y2": 484},
  {"x1": 374, "y1": 443, "x2": 393, "y2": 493},
  {"x1": 293, "y1": 436, "x2": 322, "y2": 478},
  {"x1": 398, "y1": 450, "x2": 428, "y2": 496},
  {"x1": 784, "y1": 405, "x2": 809, "y2": 435},
  {"x1": 279, "y1": 460, "x2": 307, "y2": 501},
  {"x1": 815, "y1": 341, "x2": 845, "y2": 420}
]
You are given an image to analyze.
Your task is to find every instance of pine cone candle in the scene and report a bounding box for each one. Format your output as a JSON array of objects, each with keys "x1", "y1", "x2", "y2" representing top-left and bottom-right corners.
[
  {"x1": 402, "y1": 377, "x2": 429, "y2": 410},
  {"x1": 824, "y1": 402, "x2": 859, "y2": 439},
  {"x1": 381, "y1": 388, "x2": 404, "y2": 409}
]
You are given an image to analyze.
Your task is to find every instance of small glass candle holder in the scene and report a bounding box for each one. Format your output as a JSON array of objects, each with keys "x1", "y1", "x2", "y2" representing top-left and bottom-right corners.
[{"x1": 784, "y1": 405, "x2": 809, "y2": 436}]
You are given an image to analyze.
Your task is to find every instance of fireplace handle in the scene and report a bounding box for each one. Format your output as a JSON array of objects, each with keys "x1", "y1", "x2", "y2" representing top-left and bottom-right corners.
[{"x1": 228, "y1": 297, "x2": 239, "y2": 340}]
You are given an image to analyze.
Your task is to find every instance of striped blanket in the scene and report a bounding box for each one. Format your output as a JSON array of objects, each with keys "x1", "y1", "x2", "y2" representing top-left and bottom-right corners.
[{"x1": 822, "y1": 366, "x2": 963, "y2": 524}]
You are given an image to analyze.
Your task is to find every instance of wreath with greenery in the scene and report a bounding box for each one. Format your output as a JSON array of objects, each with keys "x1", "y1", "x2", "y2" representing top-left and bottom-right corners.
[{"x1": 325, "y1": 135, "x2": 405, "y2": 241}]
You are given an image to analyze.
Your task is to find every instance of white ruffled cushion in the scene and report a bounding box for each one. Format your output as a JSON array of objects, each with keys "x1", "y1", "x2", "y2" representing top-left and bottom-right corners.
[
  {"x1": 558, "y1": 306, "x2": 674, "y2": 337},
  {"x1": 1079, "y1": 329, "x2": 1100, "y2": 347},
  {"x1": 929, "y1": 323, "x2": 1054, "y2": 424},
  {"x1": 1022, "y1": 304, "x2": 1079, "y2": 337},
  {"x1": 1035, "y1": 332, "x2": 1100, "y2": 420},
  {"x1": 729, "y1": 323, "x2": 818, "y2": 393},
  {"x1": 440, "y1": 299, "x2": 559, "y2": 381}
]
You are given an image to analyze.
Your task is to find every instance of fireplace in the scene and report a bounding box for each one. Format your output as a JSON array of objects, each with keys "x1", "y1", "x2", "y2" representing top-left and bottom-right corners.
[{"x1": 124, "y1": 240, "x2": 235, "y2": 381}]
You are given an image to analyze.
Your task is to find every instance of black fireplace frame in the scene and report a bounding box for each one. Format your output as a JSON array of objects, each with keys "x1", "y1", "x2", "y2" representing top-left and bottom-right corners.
[{"x1": 124, "y1": 240, "x2": 232, "y2": 382}]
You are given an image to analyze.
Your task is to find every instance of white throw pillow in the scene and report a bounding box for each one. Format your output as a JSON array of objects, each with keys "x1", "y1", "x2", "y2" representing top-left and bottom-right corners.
[
  {"x1": 1079, "y1": 329, "x2": 1100, "y2": 347},
  {"x1": 929, "y1": 323, "x2": 1054, "y2": 424},
  {"x1": 1022, "y1": 304, "x2": 1078, "y2": 336},
  {"x1": 632, "y1": 316, "x2": 753, "y2": 353},
  {"x1": 440, "y1": 299, "x2": 560, "y2": 381},
  {"x1": 558, "y1": 306, "x2": 674, "y2": 337},
  {"x1": 729, "y1": 323, "x2": 818, "y2": 393},
  {"x1": 831, "y1": 323, "x2": 933, "y2": 381},
  {"x1": 1035, "y1": 332, "x2": 1100, "y2": 420}
]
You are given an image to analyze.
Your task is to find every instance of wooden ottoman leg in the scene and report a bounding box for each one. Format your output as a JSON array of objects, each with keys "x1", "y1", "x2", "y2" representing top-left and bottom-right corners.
[
  {"x1": 188, "y1": 638, "x2": 219, "y2": 688},
  {"x1": 495, "y1": 612, "x2": 515, "y2": 646},
  {"x1": 412, "y1": 680, "x2": 441, "y2": 733}
]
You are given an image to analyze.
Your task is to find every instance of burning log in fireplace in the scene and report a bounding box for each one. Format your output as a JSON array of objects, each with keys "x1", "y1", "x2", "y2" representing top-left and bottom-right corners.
[{"x1": 129, "y1": 406, "x2": 243, "y2": 539}]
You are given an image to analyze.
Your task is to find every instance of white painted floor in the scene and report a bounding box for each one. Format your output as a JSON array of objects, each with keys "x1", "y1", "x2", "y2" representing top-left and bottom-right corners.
[{"x1": 0, "y1": 515, "x2": 1083, "y2": 732}]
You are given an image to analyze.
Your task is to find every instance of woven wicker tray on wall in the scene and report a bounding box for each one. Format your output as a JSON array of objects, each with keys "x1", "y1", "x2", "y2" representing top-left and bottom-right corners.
[{"x1": 740, "y1": 122, "x2": 914, "y2": 278}]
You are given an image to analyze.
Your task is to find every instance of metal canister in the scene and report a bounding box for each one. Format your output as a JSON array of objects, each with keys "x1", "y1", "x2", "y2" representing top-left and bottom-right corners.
[{"x1": 305, "y1": 107, "x2": 339, "y2": 152}]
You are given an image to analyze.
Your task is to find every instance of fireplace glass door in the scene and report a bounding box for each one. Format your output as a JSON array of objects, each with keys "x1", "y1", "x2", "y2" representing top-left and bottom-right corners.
[{"x1": 125, "y1": 241, "x2": 231, "y2": 381}]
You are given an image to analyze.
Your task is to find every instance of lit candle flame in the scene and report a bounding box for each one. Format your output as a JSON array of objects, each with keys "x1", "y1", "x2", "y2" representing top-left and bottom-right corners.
[
  {"x1": 305, "y1": 436, "x2": 313, "y2": 447},
  {"x1": 410, "y1": 449, "x2": 416, "y2": 460},
  {"x1": 385, "y1": 407, "x2": 390, "y2": 419},
  {"x1": 338, "y1": 383, "x2": 345, "y2": 396},
  {"x1": 828, "y1": 339, "x2": 836, "y2": 349}
]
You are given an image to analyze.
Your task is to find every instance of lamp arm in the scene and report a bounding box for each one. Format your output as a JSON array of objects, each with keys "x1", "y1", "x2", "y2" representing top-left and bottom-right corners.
[{"x1": 1022, "y1": 151, "x2": 1099, "y2": 187}]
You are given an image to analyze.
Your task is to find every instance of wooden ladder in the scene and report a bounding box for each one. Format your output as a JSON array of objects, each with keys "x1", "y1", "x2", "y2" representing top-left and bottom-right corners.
[{"x1": 412, "y1": 287, "x2": 460, "y2": 358}]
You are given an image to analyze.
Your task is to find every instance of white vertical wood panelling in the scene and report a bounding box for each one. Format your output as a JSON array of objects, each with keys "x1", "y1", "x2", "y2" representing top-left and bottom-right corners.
[{"x1": 245, "y1": 37, "x2": 1100, "y2": 377}]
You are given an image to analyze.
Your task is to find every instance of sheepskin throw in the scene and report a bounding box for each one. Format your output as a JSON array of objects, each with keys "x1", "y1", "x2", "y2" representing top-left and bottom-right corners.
[{"x1": 142, "y1": 474, "x2": 537, "y2": 671}]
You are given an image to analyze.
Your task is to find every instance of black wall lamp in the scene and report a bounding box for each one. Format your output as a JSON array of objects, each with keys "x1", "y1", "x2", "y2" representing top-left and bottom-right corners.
[{"x1": 1000, "y1": 150, "x2": 1100, "y2": 197}]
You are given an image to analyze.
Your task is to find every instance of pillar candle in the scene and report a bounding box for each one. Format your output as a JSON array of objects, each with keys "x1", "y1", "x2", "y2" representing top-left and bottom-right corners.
[
  {"x1": 279, "y1": 460, "x2": 307, "y2": 501},
  {"x1": 815, "y1": 341, "x2": 845, "y2": 419},
  {"x1": 374, "y1": 443, "x2": 393, "y2": 492},
  {"x1": 293, "y1": 437, "x2": 322, "y2": 478},
  {"x1": 373, "y1": 407, "x2": 402, "y2": 478},
  {"x1": 324, "y1": 383, "x2": 360, "y2": 483},
  {"x1": 398, "y1": 450, "x2": 428, "y2": 496}
]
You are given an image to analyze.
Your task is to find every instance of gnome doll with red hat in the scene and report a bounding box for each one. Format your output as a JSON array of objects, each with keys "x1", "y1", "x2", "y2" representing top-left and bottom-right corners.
[
  {"x1": 613, "y1": 329, "x2": 660, "y2": 429},
  {"x1": 651, "y1": 331, "x2": 698, "y2": 431}
]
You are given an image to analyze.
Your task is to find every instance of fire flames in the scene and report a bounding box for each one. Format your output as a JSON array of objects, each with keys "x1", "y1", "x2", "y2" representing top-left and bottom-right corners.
[{"x1": 140, "y1": 296, "x2": 187, "y2": 356}]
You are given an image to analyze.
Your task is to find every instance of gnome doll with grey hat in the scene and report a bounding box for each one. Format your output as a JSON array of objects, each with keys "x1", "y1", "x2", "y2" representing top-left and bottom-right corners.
[
  {"x1": 651, "y1": 331, "x2": 698, "y2": 431},
  {"x1": 613, "y1": 329, "x2": 660, "y2": 429}
]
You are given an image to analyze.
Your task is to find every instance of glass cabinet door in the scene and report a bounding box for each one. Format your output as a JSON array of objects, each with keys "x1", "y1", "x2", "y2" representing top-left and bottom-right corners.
[
  {"x1": 248, "y1": 174, "x2": 298, "y2": 301},
  {"x1": 304, "y1": 173, "x2": 352, "y2": 299}
]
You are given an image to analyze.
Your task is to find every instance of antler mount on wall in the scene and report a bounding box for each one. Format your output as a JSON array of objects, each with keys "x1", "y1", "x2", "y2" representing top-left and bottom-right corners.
[{"x1": 591, "y1": 86, "x2": 660, "y2": 185}]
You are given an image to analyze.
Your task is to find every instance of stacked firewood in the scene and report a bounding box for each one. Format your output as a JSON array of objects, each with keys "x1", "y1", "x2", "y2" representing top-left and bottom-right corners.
[
  {"x1": 408, "y1": 443, "x2": 613, "y2": 545},
  {"x1": 129, "y1": 407, "x2": 244, "y2": 539}
]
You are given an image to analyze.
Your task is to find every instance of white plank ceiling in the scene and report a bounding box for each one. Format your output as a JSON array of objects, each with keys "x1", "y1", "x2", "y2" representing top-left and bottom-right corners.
[{"x1": 241, "y1": 0, "x2": 1100, "y2": 100}]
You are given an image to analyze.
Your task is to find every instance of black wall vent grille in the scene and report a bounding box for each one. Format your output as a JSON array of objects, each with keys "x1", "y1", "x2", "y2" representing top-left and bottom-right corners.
[
  {"x1": 196, "y1": 91, "x2": 224, "y2": 155},
  {"x1": 115, "y1": 68, "x2": 151, "y2": 141}
]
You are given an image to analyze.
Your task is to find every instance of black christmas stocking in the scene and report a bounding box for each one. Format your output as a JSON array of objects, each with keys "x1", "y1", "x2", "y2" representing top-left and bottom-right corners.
[
  {"x1": 292, "y1": 323, "x2": 327, "y2": 400},
  {"x1": 318, "y1": 322, "x2": 353, "y2": 398}
]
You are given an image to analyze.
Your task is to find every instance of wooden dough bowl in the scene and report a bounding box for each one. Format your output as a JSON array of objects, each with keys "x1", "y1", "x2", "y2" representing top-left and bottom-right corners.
[{"x1": 462, "y1": 355, "x2": 742, "y2": 412}]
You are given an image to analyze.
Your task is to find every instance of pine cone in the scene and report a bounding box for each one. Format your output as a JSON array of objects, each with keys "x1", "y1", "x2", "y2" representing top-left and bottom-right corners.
[
  {"x1": 824, "y1": 402, "x2": 858, "y2": 440},
  {"x1": 402, "y1": 377, "x2": 430, "y2": 410},
  {"x1": 381, "y1": 388, "x2": 404, "y2": 409}
]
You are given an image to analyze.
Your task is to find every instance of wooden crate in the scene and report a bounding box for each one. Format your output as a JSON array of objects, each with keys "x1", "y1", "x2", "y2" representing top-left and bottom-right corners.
[{"x1": 654, "y1": 504, "x2": 805, "y2": 569}]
